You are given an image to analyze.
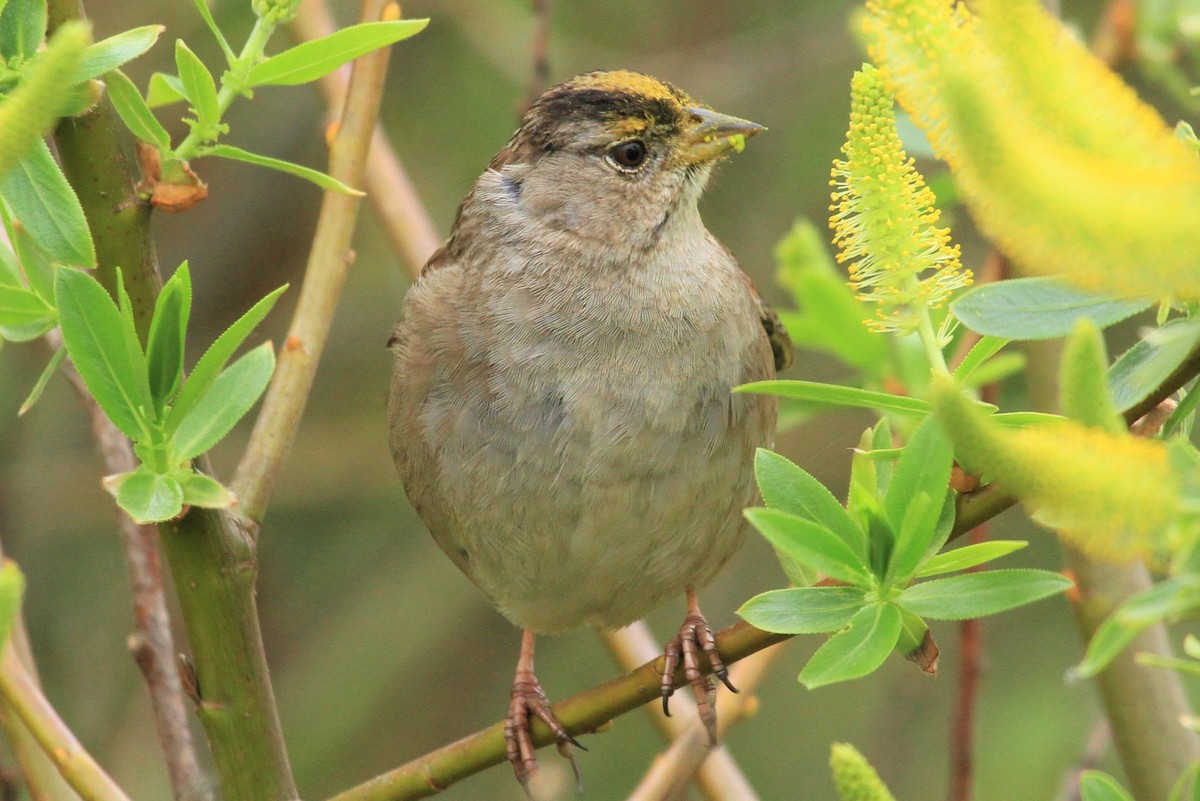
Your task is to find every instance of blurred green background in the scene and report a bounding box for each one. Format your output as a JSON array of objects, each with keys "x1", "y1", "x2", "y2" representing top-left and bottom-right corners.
[{"x1": 1, "y1": 0, "x2": 1194, "y2": 799}]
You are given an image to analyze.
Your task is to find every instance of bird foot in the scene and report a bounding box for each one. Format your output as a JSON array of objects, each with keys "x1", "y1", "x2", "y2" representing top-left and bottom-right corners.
[
  {"x1": 505, "y1": 673, "x2": 585, "y2": 794},
  {"x1": 660, "y1": 611, "x2": 737, "y2": 744}
]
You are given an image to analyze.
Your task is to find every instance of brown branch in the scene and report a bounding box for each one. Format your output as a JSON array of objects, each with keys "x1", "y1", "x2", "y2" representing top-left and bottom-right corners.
[
  {"x1": 48, "y1": 333, "x2": 204, "y2": 801},
  {"x1": 291, "y1": 0, "x2": 441, "y2": 278},
  {"x1": 233, "y1": 0, "x2": 405, "y2": 522},
  {"x1": 0, "y1": 649, "x2": 132, "y2": 801},
  {"x1": 948, "y1": 524, "x2": 986, "y2": 801},
  {"x1": 523, "y1": 0, "x2": 554, "y2": 114}
]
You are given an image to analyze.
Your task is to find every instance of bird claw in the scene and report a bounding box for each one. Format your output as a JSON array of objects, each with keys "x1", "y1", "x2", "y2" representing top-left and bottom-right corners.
[
  {"x1": 660, "y1": 611, "x2": 733, "y2": 744},
  {"x1": 505, "y1": 675, "x2": 585, "y2": 794}
]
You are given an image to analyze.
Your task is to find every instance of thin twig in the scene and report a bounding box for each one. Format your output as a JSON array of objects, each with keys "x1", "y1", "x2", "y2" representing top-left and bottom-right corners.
[
  {"x1": 0, "y1": 649, "x2": 132, "y2": 801},
  {"x1": 523, "y1": 0, "x2": 554, "y2": 114},
  {"x1": 47, "y1": 331, "x2": 204, "y2": 801},
  {"x1": 291, "y1": 0, "x2": 441, "y2": 278},
  {"x1": 948, "y1": 524, "x2": 985, "y2": 801},
  {"x1": 603, "y1": 624, "x2": 760, "y2": 801},
  {"x1": 233, "y1": 0, "x2": 405, "y2": 522}
]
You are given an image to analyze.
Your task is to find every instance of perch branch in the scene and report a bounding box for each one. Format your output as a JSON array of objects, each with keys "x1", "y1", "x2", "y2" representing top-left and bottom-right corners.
[{"x1": 233, "y1": 0, "x2": 402, "y2": 522}]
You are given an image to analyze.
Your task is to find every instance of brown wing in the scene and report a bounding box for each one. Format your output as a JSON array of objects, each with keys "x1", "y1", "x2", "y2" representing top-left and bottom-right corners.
[{"x1": 743, "y1": 274, "x2": 794, "y2": 373}]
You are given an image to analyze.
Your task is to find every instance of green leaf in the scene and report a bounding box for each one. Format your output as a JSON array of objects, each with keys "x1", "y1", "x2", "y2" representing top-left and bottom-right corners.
[
  {"x1": 991, "y1": 411, "x2": 1064, "y2": 427},
  {"x1": 1061, "y1": 319, "x2": 1123, "y2": 433},
  {"x1": 246, "y1": 19, "x2": 429, "y2": 87},
  {"x1": 871, "y1": 418, "x2": 894, "y2": 497},
  {"x1": 953, "y1": 335, "x2": 1010, "y2": 383},
  {"x1": 957, "y1": 352, "x2": 1025, "y2": 389},
  {"x1": 883, "y1": 416, "x2": 953, "y2": 584},
  {"x1": 55, "y1": 268, "x2": 150, "y2": 440},
  {"x1": 894, "y1": 606, "x2": 930, "y2": 659},
  {"x1": 1107, "y1": 318, "x2": 1200, "y2": 413},
  {"x1": 800, "y1": 603, "x2": 901, "y2": 689},
  {"x1": 1073, "y1": 577, "x2": 1200, "y2": 678},
  {"x1": 76, "y1": 25, "x2": 162, "y2": 82},
  {"x1": 104, "y1": 69, "x2": 171, "y2": 149},
  {"x1": 915, "y1": 540, "x2": 1028, "y2": 578},
  {"x1": 950, "y1": 278, "x2": 1151, "y2": 340},
  {"x1": 736, "y1": 380, "x2": 931, "y2": 416},
  {"x1": 203, "y1": 144, "x2": 363, "y2": 195},
  {"x1": 744, "y1": 507, "x2": 874, "y2": 587},
  {"x1": 17, "y1": 342, "x2": 64, "y2": 415},
  {"x1": 178, "y1": 471, "x2": 235, "y2": 509},
  {"x1": 191, "y1": 0, "x2": 235, "y2": 65},
  {"x1": 0, "y1": 560, "x2": 26, "y2": 648},
  {"x1": 146, "y1": 71, "x2": 186, "y2": 107},
  {"x1": 899, "y1": 569, "x2": 1072, "y2": 620},
  {"x1": 0, "y1": 21, "x2": 88, "y2": 180},
  {"x1": 145, "y1": 262, "x2": 191, "y2": 412},
  {"x1": 175, "y1": 39, "x2": 219, "y2": 130},
  {"x1": 0, "y1": 139, "x2": 96, "y2": 266},
  {"x1": 0, "y1": 283, "x2": 51, "y2": 325},
  {"x1": 0, "y1": 0, "x2": 46, "y2": 61},
  {"x1": 166, "y1": 283, "x2": 286, "y2": 433},
  {"x1": 738, "y1": 587, "x2": 868, "y2": 634},
  {"x1": 755, "y1": 449, "x2": 866, "y2": 559},
  {"x1": 170, "y1": 342, "x2": 275, "y2": 461},
  {"x1": 1079, "y1": 771, "x2": 1135, "y2": 801},
  {"x1": 11, "y1": 219, "x2": 54, "y2": 302},
  {"x1": 108, "y1": 468, "x2": 184, "y2": 523}
]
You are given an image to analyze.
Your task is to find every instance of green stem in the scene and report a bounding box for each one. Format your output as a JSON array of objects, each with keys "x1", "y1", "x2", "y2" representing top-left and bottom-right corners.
[
  {"x1": 173, "y1": 16, "x2": 275, "y2": 161},
  {"x1": 907, "y1": 278, "x2": 949, "y2": 374}
]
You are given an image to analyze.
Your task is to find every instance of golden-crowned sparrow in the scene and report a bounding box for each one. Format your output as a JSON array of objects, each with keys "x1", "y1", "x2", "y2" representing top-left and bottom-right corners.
[{"x1": 388, "y1": 70, "x2": 791, "y2": 787}]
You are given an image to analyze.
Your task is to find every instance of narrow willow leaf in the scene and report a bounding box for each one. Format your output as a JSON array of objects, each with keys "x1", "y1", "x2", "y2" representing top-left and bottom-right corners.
[
  {"x1": 884, "y1": 415, "x2": 952, "y2": 583},
  {"x1": 146, "y1": 72, "x2": 187, "y2": 107},
  {"x1": 55, "y1": 268, "x2": 149, "y2": 440},
  {"x1": 0, "y1": 0, "x2": 46, "y2": 61},
  {"x1": 175, "y1": 40, "x2": 219, "y2": 129},
  {"x1": 1107, "y1": 318, "x2": 1200, "y2": 413},
  {"x1": 894, "y1": 606, "x2": 932, "y2": 666},
  {"x1": 178, "y1": 471, "x2": 235, "y2": 509},
  {"x1": 17, "y1": 343, "x2": 64, "y2": 415},
  {"x1": 0, "y1": 284, "x2": 51, "y2": 325},
  {"x1": 1079, "y1": 771, "x2": 1135, "y2": 801},
  {"x1": 170, "y1": 342, "x2": 275, "y2": 461},
  {"x1": 950, "y1": 278, "x2": 1150, "y2": 340},
  {"x1": 1134, "y1": 653, "x2": 1200, "y2": 677},
  {"x1": 0, "y1": 560, "x2": 25, "y2": 648},
  {"x1": 145, "y1": 263, "x2": 190, "y2": 411},
  {"x1": 0, "y1": 21, "x2": 88, "y2": 180},
  {"x1": 111, "y1": 468, "x2": 184, "y2": 523},
  {"x1": 76, "y1": 25, "x2": 163, "y2": 82},
  {"x1": 953, "y1": 335, "x2": 1010, "y2": 383},
  {"x1": 738, "y1": 587, "x2": 868, "y2": 634},
  {"x1": 0, "y1": 139, "x2": 96, "y2": 266},
  {"x1": 104, "y1": 69, "x2": 171, "y2": 149},
  {"x1": 800, "y1": 603, "x2": 901, "y2": 689},
  {"x1": 191, "y1": 0, "x2": 235, "y2": 65},
  {"x1": 1072, "y1": 579, "x2": 1197, "y2": 679},
  {"x1": 737, "y1": 380, "x2": 931, "y2": 416},
  {"x1": 991, "y1": 412, "x2": 1064, "y2": 427},
  {"x1": 744, "y1": 507, "x2": 874, "y2": 588},
  {"x1": 958, "y1": 353, "x2": 1025, "y2": 388},
  {"x1": 872, "y1": 418, "x2": 894, "y2": 501},
  {"x1": 11, "y1": 220, "x2": 54, "y2": 302},
  {"x1": 205, "y1": 145, "x2": 363, "y2": 195},
  {"x1": 246, "y1": 19, "x2": 429, "y2": 87},
  {"x1": 755, "y1": 449, "x2": 866, "y2": 559},
  {"x1": 915, "y1": 540, "x2": 1028, "y2": 578},
  {"x1": 166, "y1": 283, "x2": 287, "y2": 433},
  {"x1": 899, "y1": 569, "x2": 1072, "y2": 620}
]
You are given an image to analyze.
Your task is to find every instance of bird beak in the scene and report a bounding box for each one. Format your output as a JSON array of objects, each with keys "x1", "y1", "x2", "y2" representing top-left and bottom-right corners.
[{"x1": 681, "y1": 106, "x2": 765, "y2": 163}]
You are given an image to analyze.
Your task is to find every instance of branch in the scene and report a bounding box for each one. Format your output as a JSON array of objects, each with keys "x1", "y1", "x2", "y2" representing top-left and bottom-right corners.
[
  {"x1": 325, "y1": 623, "x2": 790, "y2": 801},
  {"x1": 46, "y1": 4, "x2": 299, "y2": 800},
  {"x1": 523, "y1": 0, "x2": 554, "y2": 114},
  {"x1": 51, "y1": 332, "x2": 203, "y2": 801},
  {"x1": 290, "y1": 0, "x2": 440, "y2": 278},
  {"x1": 0, "y1": 649, "x2": 132, "y2": 801},
  {"x1": 232, "y1": 0, "x2": 402, "y2": 522}
]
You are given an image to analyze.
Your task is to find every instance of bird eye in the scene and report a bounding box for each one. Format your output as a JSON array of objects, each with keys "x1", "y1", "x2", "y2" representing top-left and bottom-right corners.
[{"x1": 608, "y1": 140, "x2": 647, "y2": 171}]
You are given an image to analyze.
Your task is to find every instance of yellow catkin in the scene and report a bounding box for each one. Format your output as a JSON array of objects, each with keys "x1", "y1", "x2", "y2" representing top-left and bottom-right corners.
[{"x1": 830, "y1": 743, "x2": 898, "y2": 801}]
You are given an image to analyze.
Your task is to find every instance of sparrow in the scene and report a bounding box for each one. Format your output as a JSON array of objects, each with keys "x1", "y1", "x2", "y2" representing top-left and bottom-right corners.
[{"x1": 388, "y1": 69, "x2": 791, "y2": 789}]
